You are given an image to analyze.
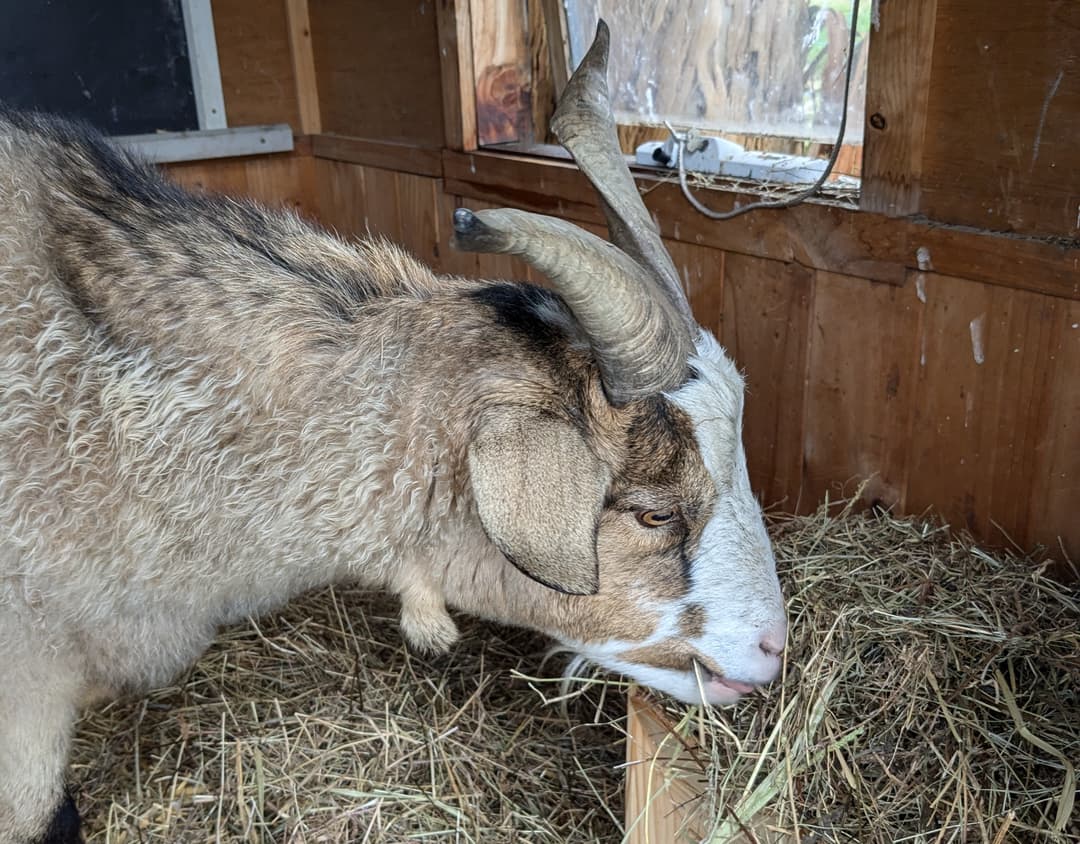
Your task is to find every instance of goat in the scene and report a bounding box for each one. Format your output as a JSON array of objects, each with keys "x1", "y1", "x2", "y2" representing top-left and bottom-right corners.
[{"x1": 0, "y1": 22, "x2": 786, "y2": 843}]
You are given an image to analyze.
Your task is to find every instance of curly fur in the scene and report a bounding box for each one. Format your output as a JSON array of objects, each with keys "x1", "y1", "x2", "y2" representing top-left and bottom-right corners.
[{"x1": 0, "y1": 111, "x2": 785, "y2": 842}]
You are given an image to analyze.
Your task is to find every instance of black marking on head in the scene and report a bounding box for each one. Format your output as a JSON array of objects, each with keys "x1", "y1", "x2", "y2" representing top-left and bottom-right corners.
[
  {"x1": 679, "y1": 540, "x2": 693, "y2": 582},
  {"x1": 37, "y1": 789, "x2": 82, "y2": 844},
  {"x1": 468, "y1": 282, "x2": 569, "y2": 353}
]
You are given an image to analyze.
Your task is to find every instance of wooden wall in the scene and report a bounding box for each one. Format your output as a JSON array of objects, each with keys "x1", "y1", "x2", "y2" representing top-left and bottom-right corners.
[{"x1": 170, "y1": 0, "x2": 1078, "y2": 570}]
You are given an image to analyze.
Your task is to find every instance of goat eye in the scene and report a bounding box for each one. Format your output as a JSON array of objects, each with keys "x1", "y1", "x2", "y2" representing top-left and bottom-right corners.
[{"x1": 637, "y1": 508, "x2": 676, "y2": 527}]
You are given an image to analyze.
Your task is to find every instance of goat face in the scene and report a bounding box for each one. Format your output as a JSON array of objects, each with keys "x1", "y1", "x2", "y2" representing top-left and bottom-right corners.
[
  {"x1": 466, "y1": 329, "x2": 785, "y2": 706},
  {"x1": 454, "y1": 21, "x2": 787, "y2": 705}
]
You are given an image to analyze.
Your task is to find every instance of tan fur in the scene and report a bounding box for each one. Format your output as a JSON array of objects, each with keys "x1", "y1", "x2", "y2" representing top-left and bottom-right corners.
[{"x1": 0, "y1": 113, "x2": 739, "y2": 841}]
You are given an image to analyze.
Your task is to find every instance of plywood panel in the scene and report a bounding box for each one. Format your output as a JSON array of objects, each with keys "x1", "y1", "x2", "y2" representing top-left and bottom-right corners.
[
  {"x1": 211, "y1": 0, "x2": 300, "y2": 128},
  {"x1": 802, "y1": 272, "x2": 922, "y2": 511},
  {"x1": 906, "y1": 273, "x2": 1061, "y2": 547},
  {"x1": 310, "y1": 0, "x2": 444, "y2": 145},
  {"x1": 721, "y1": 254, "x2": 813, "y2": 511},
  {"x1": 919, "y1": 0, "x2": 1080, "y2": 237}
]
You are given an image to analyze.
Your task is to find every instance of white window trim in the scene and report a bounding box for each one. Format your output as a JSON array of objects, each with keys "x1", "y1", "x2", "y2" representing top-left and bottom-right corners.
[
  {"x1": 181, "y1": 0, "x2": 228, "y2": 131},
  {"x1": 115, "y1": 124, "x2": 294, "y2": 164}
]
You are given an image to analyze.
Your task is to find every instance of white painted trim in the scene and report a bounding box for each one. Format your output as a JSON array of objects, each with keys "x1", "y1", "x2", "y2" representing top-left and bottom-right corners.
[
  {"x1": 115, "y1": 125, "x2": 294, "y2": 164},
  {"x1": 181, "y1": 0, "x2": 228, "y2": 130}
]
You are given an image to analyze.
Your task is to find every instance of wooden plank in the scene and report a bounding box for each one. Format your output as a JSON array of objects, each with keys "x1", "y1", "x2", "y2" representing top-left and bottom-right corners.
[
  {"x1": 664, "y1": 239, "x2": 724, "y2": 338},
  {"x1": 624, "y1": 692, "x2": 707, "y2": 844},
  {"x1": 284, "y1": 0, "x2": 321, "y2": 134},
  {"x1": 801, "y1": 271, "x2": 922, "y2": 511},
  {"x1": 859, "y1": 0, "x2": 937, "y2": 215},
  {"x1": 625, "y1": 692, "x2": 785, "y2": 843},
  {"x1": 211, "y1": 0, "x2": 300, "y2": 128},
  {"x1": 721, "y1": 254, "x2": 814, "y2": 512},
  {"x1": 918, "y1": 0, "x2": 1080, "y2": 237},
  {"x1": 310, "y1": 0, "x2": 444, "y2": 145},
  {"x1": 240, "y1": 153, "x2": 314, "y2": 217},
  {"x1": 470, "y1": 0, "x2": 531, "y2": 145},
  {"x1": 164, "y1": 151, "x2": 311, "y2": 214},
  {"x1": 357, "y1": 166, "x2": 403, "y2": 242},
  {"x1": 906, "y1": 273, "x2": 1061, "y2": 547},
  {"x1": 435, "y1": 0, "x2": 478, "y2": 150},
  {"x1": 164, "y1": 156, "x2": 251, "y2": 196},
  {"x1": 442, "y1": 150, "x2": 1080, "y2": 300},
  {"x1": 395, "y1": 171, "x2": 443, "y2": 269},
  {"x1": 312, "y1": 158, "x2": 368, "y2": 238},
  {"x1": 527, "y1": 0, "x2": 556, "y2": 145},
  {"x1": 541, "y1": 0, "x2": 570, "y2": 100},
  {"x1": 311, "y1": 134, "x2": 443, "y2": 177},
  {"x1": 1027, "y1": 298, "x2": 1080, "y2": 573}
]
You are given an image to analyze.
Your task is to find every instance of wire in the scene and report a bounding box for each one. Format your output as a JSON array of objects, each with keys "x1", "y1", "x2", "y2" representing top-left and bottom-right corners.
[{"x1": 666, "y1": 0, "x2": 863, "y2": 221}]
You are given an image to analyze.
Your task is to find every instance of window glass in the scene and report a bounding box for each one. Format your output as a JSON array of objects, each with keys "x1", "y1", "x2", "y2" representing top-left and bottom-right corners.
[{"x1": 565, "y1": 0, "x2": 871, "y2": 144}]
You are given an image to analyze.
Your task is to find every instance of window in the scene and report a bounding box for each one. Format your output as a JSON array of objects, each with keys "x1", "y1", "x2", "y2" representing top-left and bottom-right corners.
[{"x1": 472, "y1": 0, "x2": 871, "y2": 182}]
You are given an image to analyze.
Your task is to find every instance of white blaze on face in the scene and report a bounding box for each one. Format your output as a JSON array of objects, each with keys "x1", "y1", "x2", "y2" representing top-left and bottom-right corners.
[
  {"x1": 670, "y1": 332, "x2": 787, "y2": 701},
  {"x1": 569, "y1": 332, "x2": 788, "y2": 706}
]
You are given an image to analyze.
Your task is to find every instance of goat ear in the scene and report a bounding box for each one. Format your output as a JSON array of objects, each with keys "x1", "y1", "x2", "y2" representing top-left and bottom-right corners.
[{"x1": 468, "y1": 410, "x2": 607, "y2": 595}]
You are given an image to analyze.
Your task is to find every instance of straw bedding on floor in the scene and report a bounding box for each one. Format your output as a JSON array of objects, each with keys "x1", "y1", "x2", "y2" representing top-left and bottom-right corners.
[{"x1": 71, "y1": 503, "x2": 1078, "y2": 843}]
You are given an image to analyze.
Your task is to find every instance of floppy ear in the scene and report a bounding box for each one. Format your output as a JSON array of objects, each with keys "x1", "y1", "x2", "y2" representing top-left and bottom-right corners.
[{"x1": 468, "y1": 409, "x2": 608, "y2": 595}]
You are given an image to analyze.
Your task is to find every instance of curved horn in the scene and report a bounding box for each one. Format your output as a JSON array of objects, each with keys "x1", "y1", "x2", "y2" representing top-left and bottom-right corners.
[
  {"x1": 551, "y1": 19, "x2": 695, "y2": 329},
  {"x1": 453, "y1": 207, "x2": 693, "y2": 405}
]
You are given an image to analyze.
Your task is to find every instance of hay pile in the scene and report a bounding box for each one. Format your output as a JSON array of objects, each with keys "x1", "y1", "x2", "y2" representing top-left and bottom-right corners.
[
  {"x1": 72, "y1": 596, "x2": 627, "y2": 842},
  {"x1": 643, "y1": 506, "x2": 1079, "y2": 843},
  {"x1": 70, "y1": 505, "x2": 1078, "y2": 843}
]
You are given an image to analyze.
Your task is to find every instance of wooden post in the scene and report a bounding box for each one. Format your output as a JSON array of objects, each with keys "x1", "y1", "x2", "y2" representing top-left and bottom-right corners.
[
  {"x1": 624, "y1": 691, "x2": 706, "y2": 844},
  {"x1": 436, "y1": 0, "x2": 479, "y2": 151},
  {"x1": 859, "y1": 0, "x2": 938, "y2": 215},
  {"x1": 284, "y1": 0, "x2": 321, "y2": 135}
]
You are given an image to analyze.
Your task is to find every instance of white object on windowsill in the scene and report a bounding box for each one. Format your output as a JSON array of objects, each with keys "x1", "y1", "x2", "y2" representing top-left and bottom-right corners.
[{"x1": 635, "y1": 136, "x2": 831, "y2": 185}]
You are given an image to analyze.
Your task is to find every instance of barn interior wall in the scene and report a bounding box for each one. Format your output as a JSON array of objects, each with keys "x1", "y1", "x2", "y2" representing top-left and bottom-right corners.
[{"x1": 179, "y1": 0, "x2": 1077, "y2": 570}]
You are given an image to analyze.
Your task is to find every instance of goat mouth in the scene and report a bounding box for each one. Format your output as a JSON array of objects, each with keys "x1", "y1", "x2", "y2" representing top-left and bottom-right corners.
[{"x1": 693, "y1": 660, "x2": 757, "y2": 697}]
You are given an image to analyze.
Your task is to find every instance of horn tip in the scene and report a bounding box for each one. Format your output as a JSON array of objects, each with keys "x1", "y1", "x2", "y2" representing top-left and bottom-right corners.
[
  {"x1": 452, "y1": 207, "x2": 478, "y2": 234},
  {"x1": 594, "y1": 18, "x2": 610, "y2": 46}
]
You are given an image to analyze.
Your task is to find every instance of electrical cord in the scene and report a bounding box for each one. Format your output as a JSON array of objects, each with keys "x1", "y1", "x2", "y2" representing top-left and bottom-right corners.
[{"x1": 665, "y1": 0, "x2": 862, "y2": 220}]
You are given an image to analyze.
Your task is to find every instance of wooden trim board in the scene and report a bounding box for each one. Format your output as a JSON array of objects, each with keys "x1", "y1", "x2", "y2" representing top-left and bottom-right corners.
[{"x1": 311, "y1": 134, "x2": 443, "y2": 178}]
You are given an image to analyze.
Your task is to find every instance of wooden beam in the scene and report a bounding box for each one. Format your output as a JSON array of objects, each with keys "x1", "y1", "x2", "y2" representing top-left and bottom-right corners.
[
  {"x1": 311, "y1": 134, "x2": 443, "y2": 178},
  {"x1": 860, "y1": 0, "x2": 938, "y2": 215},
  {"x1": 436, "y1": 0, "x2": 478, "y2": 151},
  {"x1": 442, "y1": 149, "x2": 1080, "y2": 300},
  {"x1": 284, "y1": 0, "x2": 321, "y2": 134}
]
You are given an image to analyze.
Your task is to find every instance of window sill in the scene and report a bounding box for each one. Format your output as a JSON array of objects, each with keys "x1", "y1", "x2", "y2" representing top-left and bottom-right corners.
[
  {"x1": 442, "y1": 147, "x2": 1080, "y2": 301},
  {"x1": 116, "y1": 124, "x2": 294, "y2": 164}
]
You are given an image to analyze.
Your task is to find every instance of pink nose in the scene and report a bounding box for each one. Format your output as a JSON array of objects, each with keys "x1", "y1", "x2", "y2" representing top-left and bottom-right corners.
[{"x1": 759, "y1": 623, "x2": 787, "y2": 657}]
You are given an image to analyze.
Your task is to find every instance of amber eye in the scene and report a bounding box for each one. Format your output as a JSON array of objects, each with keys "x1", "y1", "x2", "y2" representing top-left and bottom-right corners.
[{"x1": 637, "y1": 508, "x2": 676, "y2": 527}]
